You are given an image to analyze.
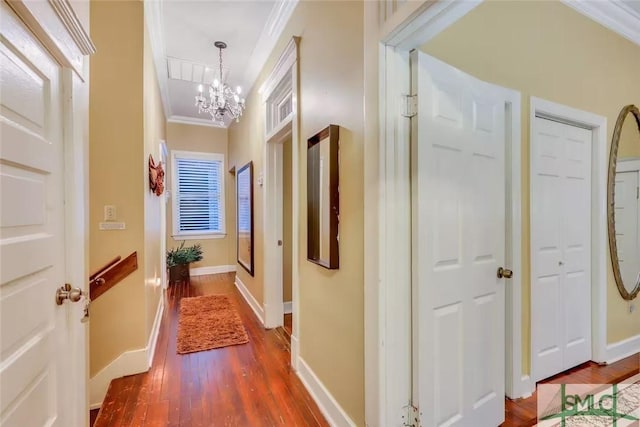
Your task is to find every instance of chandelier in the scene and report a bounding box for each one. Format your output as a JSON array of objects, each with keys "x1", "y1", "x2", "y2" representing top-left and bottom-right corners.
[{"x1": 195, "y1": 41, "x2": 245, "y2": 124}]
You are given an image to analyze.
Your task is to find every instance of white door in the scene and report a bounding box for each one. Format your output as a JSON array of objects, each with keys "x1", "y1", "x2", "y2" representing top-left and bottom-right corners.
[
  {"x1": 413, "y1": 52, "x2": 507, "y2": 427},
  {"x1": 1, "y1": 4, "x2": 85, "y2": 426},
  {"x1": 531, "y1": 117, "x2": 592, "y2": 382},
  {"x1": 614, "y1": 168, "x2": 640, "y2": 288}
]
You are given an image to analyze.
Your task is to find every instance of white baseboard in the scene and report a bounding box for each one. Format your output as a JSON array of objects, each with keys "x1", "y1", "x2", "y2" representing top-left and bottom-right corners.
[
  {"x1": 234, "y1": 274, "x2": 264, "y2": 325},
  {"x1": 296, "y1": 357, "x2": 356, "y2": 427},
  {"x1": 147, "y1": 295, "x2": 164, "y2": 367},
  {"x1": 89, "y1": 347, "x2": 148, "y2": 408},
  {"x1": 606, "y1": 333, "x2": 640, "y2": 364},
  {"x1": 190, "y1": 264, "x2": 237, "y2": 276},
  {"x1": 291, "y1": 334, "x2": 300, "y2": 371},
  {"x1": 90, "y1": 296, "x2": 166, "y2": 409},
  {"x1": 284, "y1": 301, "x2": 292, "y2": 314}
]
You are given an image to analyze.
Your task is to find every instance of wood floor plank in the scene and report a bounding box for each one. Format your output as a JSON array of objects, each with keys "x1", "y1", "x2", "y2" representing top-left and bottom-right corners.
[
  {"x1": 91, "y1": 272, "x2": 638, "y2": 426},
  {"x1": 93, "y1": 273, "x2": 328, "y2": 427}
]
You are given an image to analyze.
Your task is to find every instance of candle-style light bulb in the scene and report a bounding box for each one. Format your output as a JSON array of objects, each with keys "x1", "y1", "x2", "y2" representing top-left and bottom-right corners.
[
  {"x1": 213, "y1": 79, "x2": 219, "y2": 88},
  {"x1": 198, "y1": 84, "x2": 203, "y2": 93},
  {"x1": 236, "y1": 86, "x2": 242, "y2": 95}
]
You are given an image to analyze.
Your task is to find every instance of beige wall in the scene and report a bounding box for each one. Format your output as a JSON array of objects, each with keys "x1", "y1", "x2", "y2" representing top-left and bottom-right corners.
[
  {"x1": 228, "y1": 1, "x2": 365, "y2": 423},
  {"x1": 283, "y1": 135, "x2": 293, "y2": 303},
  {"x1": 618, "y1": 113, "x2": 640, "y2": 159},
  {"x1": 89, "y1": 0, "x2": 146, "y2": 376},
  {"x1": 165, "y1": 123, "x2": 233, "y2": 269},
  {"x1": 421, "y1": 0, "x2": 640, "y2": 373},
  {"x1": 143, "y1": 22, "x2": 165, "y2": 337}
]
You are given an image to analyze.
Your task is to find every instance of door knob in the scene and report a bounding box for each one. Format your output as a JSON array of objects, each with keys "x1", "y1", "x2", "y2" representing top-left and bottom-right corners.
[
  {"x1": 497, "y1": 267, "x2": 514, "y2": 279},
  {"x1": 55, "y1": 283, "x2": 84, "y2": 305},
  {"x1": 277, "y1": 240, "x2": 283, "y2": 246}
]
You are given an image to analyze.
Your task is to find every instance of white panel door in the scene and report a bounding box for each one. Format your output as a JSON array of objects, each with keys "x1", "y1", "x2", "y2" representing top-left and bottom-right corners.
[
  {"x1": 0, "y1": 4, "x2": 84, "y2": 427},
  {"x1": 531, "y1": 117, "x2": 592, "y2": 382},
  {"x1": 413, "y1": 52, "x2": 506, "y2": 427},
  {"x1": 614, "y1": 169, "x2": 640, "y2": 288}
]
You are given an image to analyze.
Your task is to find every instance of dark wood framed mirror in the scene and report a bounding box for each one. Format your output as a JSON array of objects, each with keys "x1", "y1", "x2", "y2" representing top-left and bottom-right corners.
[
  {"x1": 607, "y1": 104, "x2": 640, "y2": 300},
  {"x1": 237, "y1": 161, "x2": 254, "y2": 276},
  {"x1": 307, "y1": 125, "x2": 339, "y2": 269}
]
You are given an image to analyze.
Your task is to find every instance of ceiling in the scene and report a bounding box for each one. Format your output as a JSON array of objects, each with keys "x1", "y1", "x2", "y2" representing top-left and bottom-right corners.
[
  {"x1": 148, "y1": 0, "x2": 640, "y2": 129},
  {"x1": 148, "y1": 0, "x2": 298, "y2": 128}
]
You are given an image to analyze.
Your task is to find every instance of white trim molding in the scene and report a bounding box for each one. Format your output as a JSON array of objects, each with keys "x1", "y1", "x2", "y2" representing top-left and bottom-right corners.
[
  {"x1": 529, "y1": 97, "x2": 609, "y2": 373},
  {"x1": 144, "y1": 0, "x2": 171, "y2": 118},
  {"x1": 606, "y1": 334, "x2": 640, "y2": 365},
  {"x1": 167, "y1": 115, "x2": 226, "y2": 129},
  {"x1": 297, "y1": 358, "x2": 357, "y2": 427},
  {"x1": 147, "y1": 295, "x2": 165, "y2": 367},
  {"x1": 6, "y1": 0, "x2": 95, "y2": 78},
  {"x1": 561, "y1": 0, "x2": 640, "y2": 47},
  {"x1": 190, "y1": 265, "x2": 237, "y2": 276},
  {"x1": 261, "y1": 38, "x2": 300, "y2": 337},
  {"x1": 244, "y1": 0, "x2": 299, "y2": 96},
  {"x1": 235, "y1": 275, "x2": 265, "y2": 325}
]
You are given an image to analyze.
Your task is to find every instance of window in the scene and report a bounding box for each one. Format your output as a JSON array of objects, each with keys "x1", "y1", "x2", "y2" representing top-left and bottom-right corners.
[{"x1": 171, "y1": 150, "x2": 225, "y2": 238}]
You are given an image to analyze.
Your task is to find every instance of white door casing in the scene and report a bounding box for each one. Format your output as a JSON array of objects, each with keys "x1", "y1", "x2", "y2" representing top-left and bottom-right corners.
[
  {"x1": 531, "y1": 117, "x2": 592, "y2": 382},
  {"x1": 614, "y1": 164, "x2": 640, "y2": 290},
  {"x1": 413, "y1": 52, "x2": 506, "y2": 426},
  {"x1": 0, "y1": 3, "x2": 87, "y2": 426}
]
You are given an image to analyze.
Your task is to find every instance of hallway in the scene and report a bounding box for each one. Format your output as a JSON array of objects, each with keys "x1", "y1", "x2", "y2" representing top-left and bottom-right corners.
[{"x1": 92, "y1": 273, "x2": 328, "y2": 426}]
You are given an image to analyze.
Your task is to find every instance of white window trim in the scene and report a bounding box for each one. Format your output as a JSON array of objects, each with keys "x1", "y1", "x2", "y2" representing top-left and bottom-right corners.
[{"x1": 171, "y1": 149, "x2": 226, "y2": 239}]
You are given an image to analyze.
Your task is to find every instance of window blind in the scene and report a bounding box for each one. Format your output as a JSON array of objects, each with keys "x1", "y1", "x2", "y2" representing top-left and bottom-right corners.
[{"x1": 175, "y1": 157, "x2": 223, "y2": 233}]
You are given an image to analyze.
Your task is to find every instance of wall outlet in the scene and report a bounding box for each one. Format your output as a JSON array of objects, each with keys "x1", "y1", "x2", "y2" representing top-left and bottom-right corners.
[{"x1": 104, "y1": 205, "x2": 116, "y2": 221}]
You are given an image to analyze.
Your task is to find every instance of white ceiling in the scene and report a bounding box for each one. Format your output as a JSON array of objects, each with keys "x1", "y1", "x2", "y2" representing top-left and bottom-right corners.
[
  {"x1": 149, "y1": 0, "x2": 640, "y2": 128},
  {"x1": 148, "y1": 0, "x2": 298, "y2": 127},
  {"x1": 620, "y1": 0, "x2": 640, "y2": 14}
]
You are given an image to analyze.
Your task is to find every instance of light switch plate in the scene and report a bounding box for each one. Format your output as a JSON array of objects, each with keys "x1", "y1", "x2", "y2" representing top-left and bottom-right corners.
[{"x1": 104, "y1": 205, "x2": 116, "y2": 221}]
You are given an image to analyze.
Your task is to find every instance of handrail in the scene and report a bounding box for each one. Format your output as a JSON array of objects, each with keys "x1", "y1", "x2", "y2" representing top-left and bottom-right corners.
[
  {"x1": 90, "y1": 256, "x2": 121, "y2": 281},
  {"x1": 90, "y1": 252, "x2": 138, "y2": 300}
]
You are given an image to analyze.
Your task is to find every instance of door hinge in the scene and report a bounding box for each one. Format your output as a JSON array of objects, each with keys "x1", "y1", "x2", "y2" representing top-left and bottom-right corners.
[
  {"x1": 402, "y1": 403, "x2": 421, "y2": 427},
  {"x1": 402, "y1": 94, "x2": 417, "y2": 118}
]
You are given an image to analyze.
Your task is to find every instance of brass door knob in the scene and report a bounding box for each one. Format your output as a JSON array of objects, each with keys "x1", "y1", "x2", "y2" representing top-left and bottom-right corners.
[
  {"x1": 55, "y1": 283, "x2": 84, "y2": 305},
  {"x1": 497, "y1": 267, "x2": 514, "y2": 279}
]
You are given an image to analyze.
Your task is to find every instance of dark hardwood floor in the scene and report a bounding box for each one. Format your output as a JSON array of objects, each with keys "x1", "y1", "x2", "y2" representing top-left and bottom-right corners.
[
  {"x1": 91, "y1": 273, "x2": 328, "y2": 427},
  {"x1": 501, "y1": 353, "x2": 639, "y2": 426},
  {"x1": 90, "y1": 271, "x2": 638, "y2": 426}
]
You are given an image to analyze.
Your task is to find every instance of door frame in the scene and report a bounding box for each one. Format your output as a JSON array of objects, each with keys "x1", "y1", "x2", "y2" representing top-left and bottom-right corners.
[
  {"x1": 365, "y1": 1, "x2": 527, "y2": 424},
  {"x1": 261, "y1": 38, "x2": 301, "y2": 367},
  {"x1": 160, "y1": 140, "x2": 169, "y2": 289},
  {"x1": 529, "y1": 97, "x2": 608, "y2": 383}
]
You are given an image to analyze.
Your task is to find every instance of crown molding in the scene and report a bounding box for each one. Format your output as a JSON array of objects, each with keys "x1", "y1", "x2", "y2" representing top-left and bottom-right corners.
[
  {"x1": 561, "y1": 0, "x2": 640, "y2": 46},
  {"x1": 167, "y1": 115, "x2": 227, "y2": 129},
  {"x1": 243, "y1": 0, "x2": 299, "y2": 96},
  {"x1": 49, "y1": 0, "x2": 95, "y2": 55},
  {"x1": 144, "y1": 0, "x2": 172, "y2": 119}
]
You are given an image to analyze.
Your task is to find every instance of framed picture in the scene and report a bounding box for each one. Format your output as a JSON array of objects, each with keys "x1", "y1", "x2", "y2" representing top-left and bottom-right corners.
[{"x1": 236, "y1": 161, "x2": 254, "y2": 276}]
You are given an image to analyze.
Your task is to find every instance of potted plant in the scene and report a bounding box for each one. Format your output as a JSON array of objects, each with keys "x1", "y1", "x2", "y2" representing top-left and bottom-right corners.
[{"x1": 166, "y1": 241, "x2": 203, "y2": 283}]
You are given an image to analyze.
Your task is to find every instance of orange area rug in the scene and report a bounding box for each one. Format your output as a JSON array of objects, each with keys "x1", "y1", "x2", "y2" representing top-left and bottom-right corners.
[{"x1": 176, "y1": 294, "x2": 249, "y2": 354}]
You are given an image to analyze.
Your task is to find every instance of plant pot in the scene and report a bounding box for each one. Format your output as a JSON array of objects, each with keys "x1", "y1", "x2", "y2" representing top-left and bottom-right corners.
[{"x1": 169, "y1": 263, "x2": 190, "y2": 283}]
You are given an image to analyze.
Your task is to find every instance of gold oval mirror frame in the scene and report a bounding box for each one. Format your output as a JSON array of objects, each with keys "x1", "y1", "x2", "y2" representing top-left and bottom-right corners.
[{"x1": 607, "y1": 104, "x2": 640, "y2": 301}]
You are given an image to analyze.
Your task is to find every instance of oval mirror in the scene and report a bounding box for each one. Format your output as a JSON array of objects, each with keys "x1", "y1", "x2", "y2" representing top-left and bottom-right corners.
[{"x1": 608, "y1": 104, "x2": 640, "y2": 300}]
